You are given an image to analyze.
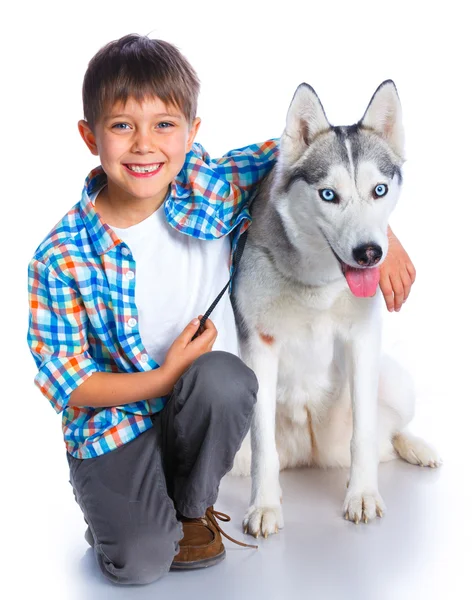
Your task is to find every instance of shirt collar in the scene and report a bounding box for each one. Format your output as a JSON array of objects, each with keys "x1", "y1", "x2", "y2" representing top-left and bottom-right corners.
[
  {"x1": 170, "y1": 169, "x2": 192, "y2": 200},
  {"x1": 79, "y1": 164, "x2": 193, "y2": 256},
  {"x1": 78, "y1": 166, "x2": 121, "y2": 256}
]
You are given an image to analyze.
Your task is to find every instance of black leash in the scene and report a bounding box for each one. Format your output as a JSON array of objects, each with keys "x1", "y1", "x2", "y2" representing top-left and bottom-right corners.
[{"x1": 191, "y1": 229, "x2": 248, "y2": 341}]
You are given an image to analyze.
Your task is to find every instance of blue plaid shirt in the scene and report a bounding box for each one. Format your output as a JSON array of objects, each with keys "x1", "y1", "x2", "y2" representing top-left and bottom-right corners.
[{"x1": 28, "y1": 140, "x2": 278, "y2": 458}]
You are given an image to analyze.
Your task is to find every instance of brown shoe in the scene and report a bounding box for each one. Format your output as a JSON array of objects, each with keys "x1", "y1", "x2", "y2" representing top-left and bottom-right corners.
[{"x1": 171, "y1": 506, "x2": 257, "y2": 570}]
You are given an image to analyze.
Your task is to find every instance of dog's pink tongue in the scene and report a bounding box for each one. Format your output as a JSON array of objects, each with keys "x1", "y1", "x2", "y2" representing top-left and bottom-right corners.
[{"x1": 344, "y1": 266, "x2": 380, "y2": 297}]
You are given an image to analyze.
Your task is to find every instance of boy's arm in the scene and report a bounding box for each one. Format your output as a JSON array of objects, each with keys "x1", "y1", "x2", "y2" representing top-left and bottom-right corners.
[
  {"x1": 70, "y1": 317, "x2": 218, "y2": 407},
  {"x1": 172, "y1": 140, "x2": 279, "y2": 230},
  {"x1": 69, "y1": 370, "x2": 174, "y2": 408},
  {"x1": 379, "y1": 226, "x2": 416, "y2": 312},
  {"x1": 28, "y1": 259, "x2": 217, "y2": 409},
  {"x1": 28, "y1": 258, "x2": 98, "y2": 412}
]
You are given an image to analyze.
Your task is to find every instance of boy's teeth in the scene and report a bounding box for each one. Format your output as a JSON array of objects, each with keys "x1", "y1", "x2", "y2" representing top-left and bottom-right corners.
[{"x1": 127, "y1": 164, "x2": 161, "y2": 173}]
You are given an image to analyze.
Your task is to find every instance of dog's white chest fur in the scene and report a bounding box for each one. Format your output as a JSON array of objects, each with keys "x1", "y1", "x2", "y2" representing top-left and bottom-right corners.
[{"x1": 261, "y1": 281, "x2": 361, "y2": 415}]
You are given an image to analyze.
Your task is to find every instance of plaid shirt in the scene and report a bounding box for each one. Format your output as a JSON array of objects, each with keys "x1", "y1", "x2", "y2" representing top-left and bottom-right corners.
[{"x1": 28, "y1": 140, "x2": 278, "y2": 458}]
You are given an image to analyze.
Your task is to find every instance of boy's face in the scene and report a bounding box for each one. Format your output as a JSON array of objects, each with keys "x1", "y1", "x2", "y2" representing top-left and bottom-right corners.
[{"x1": 78, "y1": 96, "x2": 200, "y2": 212}]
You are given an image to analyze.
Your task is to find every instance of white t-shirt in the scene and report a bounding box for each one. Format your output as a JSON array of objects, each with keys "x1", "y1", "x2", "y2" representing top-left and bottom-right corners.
[{"x1": 98, "y1": 196, "x2": 240, "y2": 366}]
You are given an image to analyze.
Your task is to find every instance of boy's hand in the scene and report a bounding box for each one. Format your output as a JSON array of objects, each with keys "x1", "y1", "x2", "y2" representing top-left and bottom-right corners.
[
  {"x1": 160, "y1": 317, "x2": 218, "y2": 392},
  {"x1": 379, "y1": 227, "x2": 416, "y2": 312}
]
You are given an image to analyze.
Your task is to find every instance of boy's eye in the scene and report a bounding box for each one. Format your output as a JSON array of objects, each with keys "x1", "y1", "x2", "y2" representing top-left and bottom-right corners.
[
  {"x1": 157, "y1": 122, "x2": 174, "y2": 129},
  {"x1": 111, "y1": 123, "x2": 131, "y2": 130}
]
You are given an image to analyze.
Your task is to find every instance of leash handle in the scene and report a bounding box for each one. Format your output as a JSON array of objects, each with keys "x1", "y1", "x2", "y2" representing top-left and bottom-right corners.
[{"x1": 191, "y1": 230, "x2": 248, "y2": 341}]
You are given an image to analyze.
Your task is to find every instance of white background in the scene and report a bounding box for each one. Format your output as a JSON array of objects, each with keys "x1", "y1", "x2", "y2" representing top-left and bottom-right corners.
[{"x1": 2, "y1": 0, "x2": 471, "y2": 598}]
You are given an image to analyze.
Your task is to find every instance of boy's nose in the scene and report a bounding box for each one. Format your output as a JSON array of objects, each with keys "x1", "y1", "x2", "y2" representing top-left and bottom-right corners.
[{"x1": 131, "y1": 132, "x2": 155, "y2": 153}]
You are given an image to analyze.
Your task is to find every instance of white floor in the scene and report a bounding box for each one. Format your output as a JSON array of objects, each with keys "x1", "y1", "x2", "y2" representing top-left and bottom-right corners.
[
  {"x1": 11, "y1": 389, "x2": 469, "y2": 600},
  {"x1": 77, "y1": 461, "x2": 468, "y2": 600}
]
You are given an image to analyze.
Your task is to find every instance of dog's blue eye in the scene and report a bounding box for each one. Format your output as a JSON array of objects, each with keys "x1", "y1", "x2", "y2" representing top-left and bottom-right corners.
[
  {"x1": 374, "y1": 184, "x2": 388, "y2": 198},
  {"x1": 319, "y1": 189, "x2": 337, "y2": 202}
]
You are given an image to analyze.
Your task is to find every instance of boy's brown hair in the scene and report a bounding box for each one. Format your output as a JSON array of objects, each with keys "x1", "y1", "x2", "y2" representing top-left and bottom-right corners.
[{"x1": 82, "y1": 34, "x2": 200, "y2": 130}]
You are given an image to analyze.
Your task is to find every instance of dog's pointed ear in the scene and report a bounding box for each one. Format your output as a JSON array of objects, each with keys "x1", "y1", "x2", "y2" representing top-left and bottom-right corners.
[
  {"x1": 360, "y1": 80, "x2": 405, "y2": 159},
  {"x1": 281, "y1": 83, "x2": 331, "y2": 164}
]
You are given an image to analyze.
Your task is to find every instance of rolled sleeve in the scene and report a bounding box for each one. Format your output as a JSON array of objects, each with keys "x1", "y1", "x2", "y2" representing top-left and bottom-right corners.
[
  {"x1": 191, "y1": 140, "x2": 279, "y2": 209},
  {"x1": 27, "y1": 258, "x2": 99, "y2": 412},
  {"x1": 169, "y1": 140, "x2": 279, "y2": 237}
]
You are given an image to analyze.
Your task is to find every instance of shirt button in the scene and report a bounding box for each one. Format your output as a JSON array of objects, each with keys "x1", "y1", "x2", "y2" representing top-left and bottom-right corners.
[
  {"x1": 121, "y1": 247, "x2": 130, "y2": 256},
  {"x1": 125, "y1": 271, "x2": 135, "y2": 280},
  {"x1": 141, "y1": 353, "x2": 149, "y2": 363},
  {"x1": 127, "y1": 317, "x2": 137, "y2": 328}
]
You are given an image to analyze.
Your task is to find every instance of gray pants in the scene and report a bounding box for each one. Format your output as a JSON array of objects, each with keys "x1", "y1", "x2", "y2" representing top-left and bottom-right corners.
[{"x1": 68, "y1": 351, "x2": 257, "y2": 585}]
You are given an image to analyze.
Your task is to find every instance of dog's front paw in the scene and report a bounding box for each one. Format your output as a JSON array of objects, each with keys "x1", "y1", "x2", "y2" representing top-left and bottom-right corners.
[
  {"x1": 343, "y1": 489, "x2": 386, "y2": 524},
  {"x1": 243, "y1": 505, "x2": 284, "y2": 538}
]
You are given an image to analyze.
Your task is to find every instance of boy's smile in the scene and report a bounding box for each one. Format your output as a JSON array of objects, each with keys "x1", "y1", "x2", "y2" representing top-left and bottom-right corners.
[
  {"x1": 78, "y1": 96, "x2": 200, "y2": 227},
  {"x1": 124, "y1": 163, "x2": 164, "y2": 177}
]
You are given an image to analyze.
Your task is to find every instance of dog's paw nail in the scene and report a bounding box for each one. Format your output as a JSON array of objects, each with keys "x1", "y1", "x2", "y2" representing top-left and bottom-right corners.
[
  {"x1": 354, "y1": 515, "x2": 360, "y2": 525},
  {"x1": 344, "y1": 512, "x2": 349, "y2": 520},
  {"x1": 364, "y1": 515, "x2": 368, "y2": 524},
  {"x1": 263, "y1": 531, "x2": 268, "y2": 539},
  {"x1": 376, "y1": 507, "x2": 383, "y2": 518},
  {"x1": 243, "y1": 525, "x2": 248, "y2": 534}
]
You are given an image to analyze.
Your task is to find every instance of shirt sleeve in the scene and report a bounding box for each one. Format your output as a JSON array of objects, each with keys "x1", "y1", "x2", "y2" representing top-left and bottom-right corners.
[
  {"x1": 27, "y1": 258, "x2": 99, "y2": 413},
  {"x1": 173, "y1": 139, "x2": 279, "y2": 224}
]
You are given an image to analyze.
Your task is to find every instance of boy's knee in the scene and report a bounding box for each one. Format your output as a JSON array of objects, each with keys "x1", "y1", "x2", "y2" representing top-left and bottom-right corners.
[
  {"x1": 97, "y1": 530, "x2": 179, "y2": 585},
  {"x1": 191, "y1": 351, "x2": 258, "y2": 411}
]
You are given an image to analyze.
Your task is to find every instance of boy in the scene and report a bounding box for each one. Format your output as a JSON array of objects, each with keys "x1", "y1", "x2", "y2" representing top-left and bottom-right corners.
[{"x1": 27, "y1": 34, "x2": 416, "y2": 585}]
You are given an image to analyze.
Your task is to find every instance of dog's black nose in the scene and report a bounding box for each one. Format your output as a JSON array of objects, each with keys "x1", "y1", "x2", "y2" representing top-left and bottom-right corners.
[{"x1": 352, "y1": 244, "x2": 383, "y2": 266}]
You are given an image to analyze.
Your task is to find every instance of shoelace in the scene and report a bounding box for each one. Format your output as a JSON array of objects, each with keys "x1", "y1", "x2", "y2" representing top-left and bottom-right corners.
[{"x1": 206, "y1": 507, "x2": 258, "y2": 550}]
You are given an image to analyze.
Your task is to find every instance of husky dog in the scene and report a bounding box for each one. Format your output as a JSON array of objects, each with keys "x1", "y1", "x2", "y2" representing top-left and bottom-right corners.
[{"x1": 231, "y1": 81, "x2": 441, "y2": 538}]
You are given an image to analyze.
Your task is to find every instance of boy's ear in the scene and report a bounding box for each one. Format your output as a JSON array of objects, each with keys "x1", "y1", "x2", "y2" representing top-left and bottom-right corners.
[
  {"x1": 186, "y1": 117, "x2": 201, "y2": 153},
  {"x1": 78, "y1": 120, "x2": 99, "y2": 156}
]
